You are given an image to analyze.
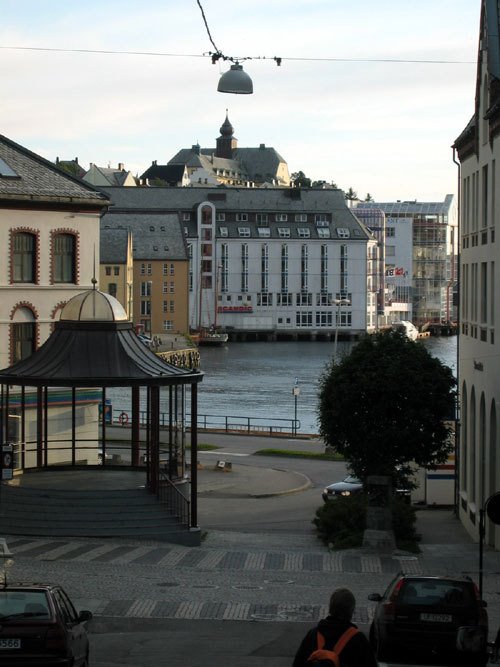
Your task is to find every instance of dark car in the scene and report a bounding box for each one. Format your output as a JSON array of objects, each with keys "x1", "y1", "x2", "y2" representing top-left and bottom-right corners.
[
  {"x1": 368, "y1": 574, "x2": 488, "y2": 665},
  {"x1": 322, "y1": 475, "x2": 362, "y2": 501},
  {"x1": 0, "y1": 583, "x2": 92, "y2": 666}
]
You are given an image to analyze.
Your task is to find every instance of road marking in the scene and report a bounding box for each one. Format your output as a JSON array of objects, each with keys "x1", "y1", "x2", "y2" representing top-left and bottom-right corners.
[{"x1": 198, "y1": 451, "x2": 250, "y2": 457}]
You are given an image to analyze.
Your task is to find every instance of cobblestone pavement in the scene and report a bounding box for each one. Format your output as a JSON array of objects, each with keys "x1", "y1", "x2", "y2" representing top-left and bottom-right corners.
[{"x1": 4, "y1": 530, "x2": 500, "y2": 632}]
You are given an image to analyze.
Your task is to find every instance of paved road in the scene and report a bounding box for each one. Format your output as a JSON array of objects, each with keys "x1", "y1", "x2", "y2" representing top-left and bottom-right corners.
[{"x1": 3, "y1": 431, "x2": 497, "y2": 666}]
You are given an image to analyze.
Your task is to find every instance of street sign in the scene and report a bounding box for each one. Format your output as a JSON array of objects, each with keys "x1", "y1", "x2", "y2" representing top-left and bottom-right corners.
[{"x1": 1, "y1": 444, "x2": 14, "y2": 481}]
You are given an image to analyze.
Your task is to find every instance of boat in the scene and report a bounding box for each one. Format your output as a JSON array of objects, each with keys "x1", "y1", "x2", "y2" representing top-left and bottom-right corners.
[
  {"x1": 197, "y1": 327, "x2": 228, "y2": 346},
  {"x1": 193, "y1": 265, "x2": 228, "y2": 347},
  {"x1": 392, "y1": 320, "x2": 419, "y2": 341}
]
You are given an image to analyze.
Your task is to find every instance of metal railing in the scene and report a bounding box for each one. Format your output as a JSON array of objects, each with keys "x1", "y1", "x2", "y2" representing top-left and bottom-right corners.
[
  {"x1": 158, "y1": 468, "x2": 190, "y2": 527},
  {"x1": 110, "y1": 409, "x2": 299, "y2": 436}
]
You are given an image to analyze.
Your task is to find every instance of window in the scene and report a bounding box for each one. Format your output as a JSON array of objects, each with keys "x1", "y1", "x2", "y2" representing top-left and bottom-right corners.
[
  {"x1": 170, "y1": 300, "x2": 175, "y2": 313},
  {"x1": 275, "y1": 213, "x2": 288, "y2": 222},
  {"x1": 317, "y1": 228, "x2": 330, "y2": 238},
  {"x1": 317, "y1": 292, "x2": 332, "y2": 306},
  {"x1": 13, "y1": 232, "x2": 36, "y2": 283},
  {"x1": 296, "y1": 311, "x2": 313, "y2": 327},
  {"x1": 258, "y1": 228, "x2": 270, "y2": 237},
  {"x1": 108, "y1": 283, "x2": 117, "y2": 297},
  {"x1": 316, "y1": 219, "x2": 329, "y2": 228},
  {"x1": 53, "y1": 233, "x2": 75, "y2": 283},
  {"x1": 278, "y1": 228, "x2": 290, "y2": 238},
  {"x1": 163, "y1": 300, "x2": 168, "y2": 313},
  {"x1": 163, "y1": 320, "x2": 174, "y2": 330},
  {"x1": 315, "y1": 214, "x2": 328, "y2": 223},
  {"x1": 296, "y1": 292, "x2": 312, "y2": 306},
  {"x1": 12, "y1": 321, "x2": 36, "y2": 363},
  {"x1": 256, "y1": 213, "x2": 268, "y2": 225},
  {"x1": 297, "y1": 228, "x2": 310, "y2": 238},
  {"x1": 183, "y1": 213, "x2": 191, "y2": 221},
  {"x1": 386, "y1": 227, "x2": 395, "y2": 237},
  {"x1": 316, "y1": 311, "x2": 333, "y2": 326},
  {"x1": 170, "y1": 281, "x2": 175, "y2": 293},
  {"x1": 238, "y1": 227, "x2": 250, "y2": 237},
  {"x1": 113, "y1": 266, "x2": 120, "y2": 276},
  {"x1": 216, "y1": 213, "x2": 226, "y2": 221},
  {"x1": 141, "y1": 282, "x2": 152, "y2": 296},
  {"x1": 162, "y1": 281, "x2": 168, "y2": 294},
  {"x1": 140, "y1": 300, "x2": 151, "y2": 316},
  {"x1": 277, "y1": 293, "x2": 293, "y2": 306},
  {"x1": 105, "y1": 266, "x2": 111, "y2": 276},
  {"x1": 219, "y1": 227, "x2": 228, "y2": 237},
  {"x1": 257, "y1": 292, "x2": 273, "y2": 306},
  {"x1": 236, "y1": 213, "x2": 248, "y2": 222},
  {"x1": 336, "y1": 228, "x2": 350, "y2": 238},
  {"x1": 295, "y1": 214, "x2": 307, "y2": 222}
]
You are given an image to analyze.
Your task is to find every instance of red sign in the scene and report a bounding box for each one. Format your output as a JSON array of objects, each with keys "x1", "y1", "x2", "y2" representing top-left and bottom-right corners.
[{"x1": 217, "y1": 306, "x2": 253, "y2": 313}]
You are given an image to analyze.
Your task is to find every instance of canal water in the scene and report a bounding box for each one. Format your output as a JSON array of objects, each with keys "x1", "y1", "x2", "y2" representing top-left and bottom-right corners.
[{"x1": 195, "y1": 337, "x2": 457, "y2": 435}]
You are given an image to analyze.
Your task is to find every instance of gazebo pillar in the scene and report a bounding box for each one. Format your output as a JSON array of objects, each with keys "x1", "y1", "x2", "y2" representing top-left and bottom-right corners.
[
  {"x1": 190, "y1": 383, "x2": 198, "y2": 529},
  {"x1": 131, "y1": 386, "x2": 140, "y2": 466}
]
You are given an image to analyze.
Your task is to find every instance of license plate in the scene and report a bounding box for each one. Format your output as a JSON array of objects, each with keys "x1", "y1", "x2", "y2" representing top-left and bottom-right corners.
[
  {"x1": 420, "y1": 613, "x2": 452, "y2": 622},
  {"x1": 0, "y1": 638, "x2": 21, "y2": 649}
]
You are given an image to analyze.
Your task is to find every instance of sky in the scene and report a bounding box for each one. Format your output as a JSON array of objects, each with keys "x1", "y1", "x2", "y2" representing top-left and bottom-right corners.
[{"x1": 0, "y1": 0, "x2": 481, "y2": 202}]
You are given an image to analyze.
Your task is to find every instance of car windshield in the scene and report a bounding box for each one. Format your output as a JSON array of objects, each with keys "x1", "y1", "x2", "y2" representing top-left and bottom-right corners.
[
  {"x1": 0, "y1": 591, "x2": 50, "y2": 619},
  {"x1": 343, "y1": 475, "x2": 360, "y2": 484},
  {"x1": 399, "y1": 580, "x2": 474, "y2": 607}
]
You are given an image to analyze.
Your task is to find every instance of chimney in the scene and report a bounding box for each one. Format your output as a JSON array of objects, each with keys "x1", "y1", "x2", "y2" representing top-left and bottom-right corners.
[
  {"x1": 153, "y1": 160, "x2": 157, "y2": 166},
  {"x1": 118, "y1": 163, "x2": 125, "y2": 171},
  {"x1": 259, "y1": 143, "x2": 266, "y2": 150}
]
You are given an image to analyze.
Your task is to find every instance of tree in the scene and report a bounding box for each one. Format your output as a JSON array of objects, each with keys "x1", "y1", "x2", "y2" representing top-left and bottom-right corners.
[
  {"x1": 317, "y1": 330, "x2": 456, "y2": 489},
  {"x1": 364, "y1": 193, "x2": 374, "y2": 202},
  {"x1": 290, "y1": 171, "x2": 311, "y2": 188},
  {"x1": 344, "y1": 187, "x2": 358, "y2": 201}
]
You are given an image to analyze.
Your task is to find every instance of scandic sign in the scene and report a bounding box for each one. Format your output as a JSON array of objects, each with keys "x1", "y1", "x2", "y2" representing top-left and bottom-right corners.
[{"x1": 217, "y1": 306, "x2": 253, "y2": 313}]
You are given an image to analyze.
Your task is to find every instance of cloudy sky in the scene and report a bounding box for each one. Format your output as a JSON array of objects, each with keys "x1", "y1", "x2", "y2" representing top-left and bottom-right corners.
[{"x1": 1, "y1": 0, "x2": 480, "y2": 201}]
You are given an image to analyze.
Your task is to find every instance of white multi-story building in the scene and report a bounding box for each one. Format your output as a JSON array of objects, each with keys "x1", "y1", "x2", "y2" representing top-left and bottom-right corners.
[
  {"x1": 357, "y1": 196, "x2": 457, "y2": 328},
  {"x1": 99, "y1": 186, "x2": 378, "y2": 340},
  {"x1": 453, "y1": 0, "x2": 500, "y2": 547}
]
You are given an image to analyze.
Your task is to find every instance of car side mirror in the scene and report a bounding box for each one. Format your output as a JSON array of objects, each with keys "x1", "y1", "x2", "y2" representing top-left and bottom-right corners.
[
  {"x1": 368, "y1": 593, "x2": 382, "y2": 602},
  {"x1": 78, "y1": 610, "x2": 93, "y2": 623}
]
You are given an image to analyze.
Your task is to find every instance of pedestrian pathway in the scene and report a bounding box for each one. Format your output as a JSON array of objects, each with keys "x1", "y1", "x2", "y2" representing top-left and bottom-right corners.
[{"x1": 4, "y1": 531, "x2": 500, "y2": 628}]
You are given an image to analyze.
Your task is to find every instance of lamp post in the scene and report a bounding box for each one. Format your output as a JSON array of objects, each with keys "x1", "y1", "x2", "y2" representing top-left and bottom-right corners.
[
  {"x1": 292, "y1": 378, "x2": 300, "y2": 436},
  {"x1": 333, "y1": 298, "x2": 351, "y2": 359}
]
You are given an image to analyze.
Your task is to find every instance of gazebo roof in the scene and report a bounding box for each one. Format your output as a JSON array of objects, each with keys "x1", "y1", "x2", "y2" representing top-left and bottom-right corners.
[{"x1": 0, "y1": 290, "x2": 202, "y2": 388}]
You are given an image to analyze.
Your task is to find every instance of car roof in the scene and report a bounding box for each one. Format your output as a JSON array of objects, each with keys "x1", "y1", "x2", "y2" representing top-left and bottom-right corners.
[{"x1": 1, "y1": 583, "x2": 59, "y2": 591}]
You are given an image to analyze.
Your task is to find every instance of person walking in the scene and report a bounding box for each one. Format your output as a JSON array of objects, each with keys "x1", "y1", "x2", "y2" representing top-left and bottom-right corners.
[{"x1": 292, "y1": 587, "x2": 378, "y2": 666}]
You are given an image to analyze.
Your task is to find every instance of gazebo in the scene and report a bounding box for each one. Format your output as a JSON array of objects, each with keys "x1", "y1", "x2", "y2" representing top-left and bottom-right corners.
[{"x1": 0, "y1": 288, "x2": 203, "y2": 541}]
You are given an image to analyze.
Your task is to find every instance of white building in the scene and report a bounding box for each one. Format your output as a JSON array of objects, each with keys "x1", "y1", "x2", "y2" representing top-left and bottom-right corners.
[
  {"x1": 0, "y1": 133, "x2": 109, "y2": 368},
  {"x1": 453, "y1": 0, "x2": 500, "y2": 547},
  {"x1": 98, "y1": 186, "x2": 378, "y2": 340}
]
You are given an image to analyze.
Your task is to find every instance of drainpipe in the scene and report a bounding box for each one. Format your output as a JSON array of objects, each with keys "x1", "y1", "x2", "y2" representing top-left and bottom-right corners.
[{"x1": 452, "y1": 145, "x2": 461, "y2": 517}]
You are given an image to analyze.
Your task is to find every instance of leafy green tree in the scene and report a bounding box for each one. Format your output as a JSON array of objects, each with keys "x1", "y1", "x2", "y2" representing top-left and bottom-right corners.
[
  {"x1": 344, "y1": 187, "x2": 358, "y2": 201},
  {"x1": 291, "y1": 171, "x2": 311, "y2": 187},
  {"x1": 317, "y1": 330, "x2": 456, "y2": 489}
]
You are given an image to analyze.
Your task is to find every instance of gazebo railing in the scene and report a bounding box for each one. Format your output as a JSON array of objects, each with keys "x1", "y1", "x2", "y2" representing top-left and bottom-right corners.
[{"x1": 157, "y1": 468, "x2": 191, "y2": 527}]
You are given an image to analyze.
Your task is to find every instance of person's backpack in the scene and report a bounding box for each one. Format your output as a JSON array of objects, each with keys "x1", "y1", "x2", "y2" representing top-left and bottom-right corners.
[{"x1": 307, "y1": 626, "x2": 359, "y2": 666}]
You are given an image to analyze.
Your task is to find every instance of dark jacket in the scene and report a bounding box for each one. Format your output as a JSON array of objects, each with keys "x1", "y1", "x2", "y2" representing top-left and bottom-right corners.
[{"x1": 292, "y1": 616, "x2": 378, "y2": 667}]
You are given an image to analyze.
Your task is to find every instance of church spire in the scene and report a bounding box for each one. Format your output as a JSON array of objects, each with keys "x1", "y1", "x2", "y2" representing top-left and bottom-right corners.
[{"x1": 216, "y1": 111, "x2": 237, "y2": 158}]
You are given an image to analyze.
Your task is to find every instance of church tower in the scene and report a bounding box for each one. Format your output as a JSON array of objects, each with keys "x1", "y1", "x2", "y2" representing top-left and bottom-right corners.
[{"x1": 215, "y1": 111, "x2": 238, "y2": 159}]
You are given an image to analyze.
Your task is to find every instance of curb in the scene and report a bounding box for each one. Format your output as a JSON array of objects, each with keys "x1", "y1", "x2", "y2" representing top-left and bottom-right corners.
[{"x1": 249, "y1": 471, "x2": 312, "y2": 498}]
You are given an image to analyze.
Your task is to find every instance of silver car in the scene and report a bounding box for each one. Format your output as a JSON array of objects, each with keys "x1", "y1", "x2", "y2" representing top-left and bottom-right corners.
[{"x1": 322, "y1": 474, "x2": 362, "y2": 501}]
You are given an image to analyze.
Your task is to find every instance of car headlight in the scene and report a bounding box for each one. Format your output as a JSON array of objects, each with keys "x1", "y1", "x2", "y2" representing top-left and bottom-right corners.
[
  {"x1": 340, "y1": 490, "x2": 351, "y2": 496},
  {"x1": 323, "y1": 488, "x2": 329, "y2": 495}
]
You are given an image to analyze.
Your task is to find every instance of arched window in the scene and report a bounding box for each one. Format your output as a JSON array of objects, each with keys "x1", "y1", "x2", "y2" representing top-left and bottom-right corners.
[
  {"x1": 13, "y1": 232, "x2": 36, "y2": 283},
  {"x1": 53, "y1": 234, "x2": 75, "y2": 283},
  {"x1": 11, "y1": 307, "x2": 36, "y2": 363}
]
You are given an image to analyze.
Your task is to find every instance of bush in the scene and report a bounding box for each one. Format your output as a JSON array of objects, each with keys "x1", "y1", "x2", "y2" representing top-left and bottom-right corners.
[{"x1": 313, "y1": 493, "x2": 420, "y2": 552}]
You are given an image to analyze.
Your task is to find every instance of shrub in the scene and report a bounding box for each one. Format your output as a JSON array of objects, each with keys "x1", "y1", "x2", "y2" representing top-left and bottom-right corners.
[{"x1": 314, "y1": 493, "x2": 420, "y2": 551}]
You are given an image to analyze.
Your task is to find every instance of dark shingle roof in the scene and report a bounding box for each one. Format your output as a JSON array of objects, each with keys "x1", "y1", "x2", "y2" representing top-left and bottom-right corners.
[
  {"x1": 140, "y1": 163, "x2": 186, "y2": 184},
  {"x1": 0, "y1": 135, "x2": 108, "y2": 206},
  {"x1": 101, "y1": 210, "x2": 187, "y2": 261},
  {"x1": 100, "y1": 227, "x2": 130, "y2": 264}
]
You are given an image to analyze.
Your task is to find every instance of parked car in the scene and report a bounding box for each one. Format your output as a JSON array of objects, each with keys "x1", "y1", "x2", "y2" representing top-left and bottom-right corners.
[
  {"x1": 368, "y1": 574, "x2": 488, "y2": 665},
  {"x1": 322, "y1": 474, "x2": 362, "y2": 501},
  {"x1": 0, "y1": 583, "x2": 92, "y2": 666}
]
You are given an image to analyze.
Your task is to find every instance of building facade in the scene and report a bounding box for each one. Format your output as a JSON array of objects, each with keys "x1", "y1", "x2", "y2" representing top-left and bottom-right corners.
[
  {"x1": 357, "y1": 196, "x2": 458, "y2": 328},
  {"x1": 99, "y1": 186, "x2": 377, "y2": 340},
  {"x1": 453, "y1": 0, "x2": 500, "y2": 547},
  {"x1": 0, "y1": 134, "x2": 108, "y2": 369}
]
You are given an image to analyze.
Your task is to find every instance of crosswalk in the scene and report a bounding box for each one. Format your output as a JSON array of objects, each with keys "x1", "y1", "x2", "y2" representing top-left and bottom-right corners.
[{"x1": 4, "y1": 536, "x2": 424, "y2": 574}]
